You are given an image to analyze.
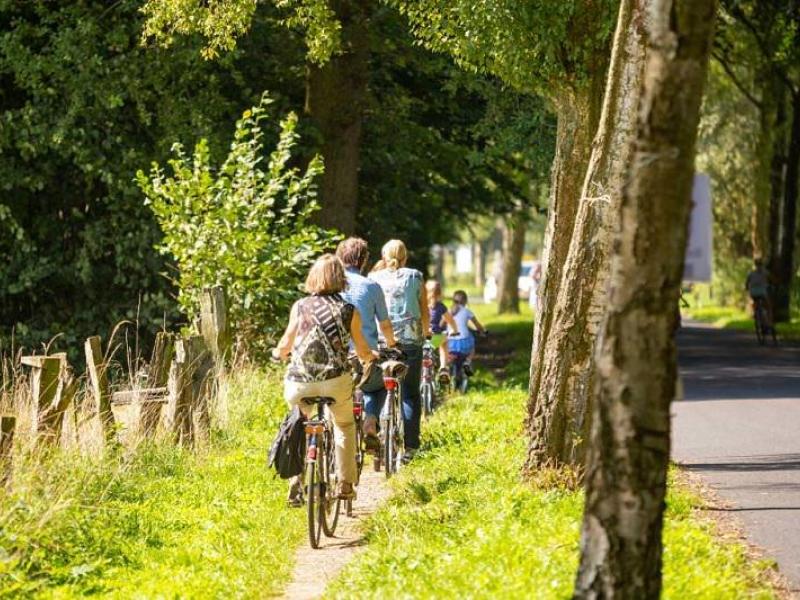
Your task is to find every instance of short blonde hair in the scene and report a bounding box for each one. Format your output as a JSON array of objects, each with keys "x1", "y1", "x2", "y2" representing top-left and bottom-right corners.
[
  {"x1": 381, "y1": 239, "x2": 407, "y2": 270},
  {"x1": 305, "y1": 254, "x2": 346, "y2": 295}
]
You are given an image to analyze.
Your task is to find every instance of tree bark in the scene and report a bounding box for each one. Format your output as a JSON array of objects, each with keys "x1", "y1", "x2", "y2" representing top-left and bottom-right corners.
[
  {"x1": 525, "y1": 0, "x2": 649, "y2": 470},
  {"x1": 305, "y1": 0, "x2": 370, "y2": 235},
  {"x1": 574, "y1": 0, "x2": 717, "y2": 597},
  {"x1": 774, "y1": 91, "x2": 800, "y2": 322},
  {"x1": 752, "y1": 75, "x2": 778, "y2": 262},
  {"x1": 528, "y1": 76, "x2": 605, "y2": 418},
  {"x1": 767, "y1": 86, "x2": 787, "y2": 295},
  {"x1": 497, "y1": 210, "x2": 527, "y2": 314}
]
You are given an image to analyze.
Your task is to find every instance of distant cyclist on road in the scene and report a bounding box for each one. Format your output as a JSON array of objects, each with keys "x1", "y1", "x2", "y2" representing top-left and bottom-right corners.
[{"x1": 746, "y1": 258, "x2": 773, "y2": 331}]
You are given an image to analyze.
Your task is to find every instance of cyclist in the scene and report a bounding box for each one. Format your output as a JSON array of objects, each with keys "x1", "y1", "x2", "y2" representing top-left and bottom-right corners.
[
  {"x1": 272, "y1": 254, "x2": 376, "y2": 505},
  {"x1": 426, "y1": 280, "x2": 458, "y2": 380},
  {"x1": 369, "y1": 239, "x2": 430, "y2": 464},
  {"x1": 336, "y1": 237, "x2": 398, "y2": 451},
  {"x1": 448, "y1": 290, "x2": 486, "y2": 375},
  {"x1": 745, "y1": 258, "x2": 773, "y2": 331}
]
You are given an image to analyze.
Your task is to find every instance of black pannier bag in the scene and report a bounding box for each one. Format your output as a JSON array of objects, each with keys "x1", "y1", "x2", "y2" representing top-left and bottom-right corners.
[{"x1": 268, "y1": 406, "x2": 306, "y2": 479}]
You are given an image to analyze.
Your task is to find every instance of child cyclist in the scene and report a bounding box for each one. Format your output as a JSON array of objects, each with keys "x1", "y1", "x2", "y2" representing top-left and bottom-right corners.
[
  {"x1": 425, "y1": 280, "x2": 458, "y2": 379},
  {"x1": 448, "y1": 290, "x2": 486, "y2": 375}
]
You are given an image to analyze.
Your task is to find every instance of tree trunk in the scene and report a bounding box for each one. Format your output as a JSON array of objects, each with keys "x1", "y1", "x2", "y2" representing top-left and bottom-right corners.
[
  {"x1": 305, "y1": 0, "x2": 370, "y2": 235},
  {"x1": 432, "y1": 244, "x2": 445, "y2": 285},
  {"x1": 767, "y1": 86, "x2": 788, "y2": 298},
  {"x1": 774, "y1": 91, "x2": 800, "y2": 322},
  {"x1": 473, "y1": 239, "x2": 488, "y2": 290},
  {"x1": 498, "y1": 210, "x2": 527, "y2": 314},
  {"x1": 528, "y1": 76, "x2": 605, "y2": 414},
  {"x1": 574, "y1": 0, "x2": 717, "y2": 597},
  {"x1": 752, "y1": 75, "x2": 778, "y2": 262},
  {"x1": 525, "y1": 0, "x2": 648, "y2": 470}
]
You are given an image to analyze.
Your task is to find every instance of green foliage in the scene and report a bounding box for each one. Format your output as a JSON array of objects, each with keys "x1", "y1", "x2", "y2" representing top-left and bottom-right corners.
[
  {"x1": 388, "y1": 0, "x2": 617, "y2": 95},
  {"x1": 0, "y1": 368, "x2": 304, "y2": 598},
  {"x1": 141, "y1": 0, "x2": 341, "y2": 63},
  {"x1": 0, "y1": 0, "x2": 308, "y2": 357},
  {"x1": 138, "y1": 96, "x2": 332, "y2": 354}
]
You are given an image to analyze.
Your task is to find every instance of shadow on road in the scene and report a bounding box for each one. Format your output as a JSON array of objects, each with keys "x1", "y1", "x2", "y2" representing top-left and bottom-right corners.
[{"x1": 678, "y1": 325, "x2": 800, "y2": 401}]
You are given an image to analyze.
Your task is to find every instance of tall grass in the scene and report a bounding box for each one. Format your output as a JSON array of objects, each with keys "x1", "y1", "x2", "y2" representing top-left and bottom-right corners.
[{"x1": 0, "y1": 367, "x2": 301, "y2": 598}]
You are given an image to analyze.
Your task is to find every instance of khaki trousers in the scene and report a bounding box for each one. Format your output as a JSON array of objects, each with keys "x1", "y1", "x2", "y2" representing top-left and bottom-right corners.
[{"x1": 284, "y1": 373, "x2": 356, "y2": 484}]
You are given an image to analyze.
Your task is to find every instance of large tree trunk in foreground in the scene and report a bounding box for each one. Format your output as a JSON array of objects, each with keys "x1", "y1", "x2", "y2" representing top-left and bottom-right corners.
[
  {"x1": 305, "y1": 0, "x2": 370, "y2": 235},
  {"x1": 528, "y1": 77, "x2": 604, "y2": 422},
  {"x1": 498, "y1": 211, "x2": 527, "y2": 314},
  {"x1": 574, "y1": 0, "x2": 716, "y2": 597},
  {"x1": 774, "y1": 91, "x2": 800, "y2": 322},
  {"x1": 525, "y1": 0, "x2": 648, "y2": 470}
]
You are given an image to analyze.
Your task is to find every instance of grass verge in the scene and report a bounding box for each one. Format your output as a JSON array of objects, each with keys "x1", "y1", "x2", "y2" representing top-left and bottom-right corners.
[
  {"x1": 326, "y1": 311, "x2": 779, "y2": 599},
  {"x1": 0, "y1": 368, "x2": 301, "y2": 598},
  {"x1": 686, "y1": 305, "x2": 800, "y2": 340}
]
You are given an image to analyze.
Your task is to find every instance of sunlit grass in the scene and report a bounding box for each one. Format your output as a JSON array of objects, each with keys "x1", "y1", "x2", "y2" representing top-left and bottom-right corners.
[
  {"x1": 687, "y1": 304, "x2": 800, "y2": 340},
  {"x1": 0, "y1": 368, "x2": 302, "y2": 598},
  {"x1": 325, "y1": 310, "x2": 779, "y2": 599}
]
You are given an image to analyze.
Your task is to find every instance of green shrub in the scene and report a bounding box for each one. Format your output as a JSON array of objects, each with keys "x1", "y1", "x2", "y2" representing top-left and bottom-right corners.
[{"x1": 138, "y1": 94, "x2": 334, "y2": 356}]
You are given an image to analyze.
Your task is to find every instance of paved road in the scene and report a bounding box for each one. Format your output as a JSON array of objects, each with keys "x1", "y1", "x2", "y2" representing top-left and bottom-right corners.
[{"x1": 673, "y1": 323, "x2": 800, "y2": 594}]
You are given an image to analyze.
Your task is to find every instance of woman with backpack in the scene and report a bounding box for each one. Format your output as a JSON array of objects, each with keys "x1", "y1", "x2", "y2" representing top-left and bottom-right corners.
[{"x1": 272, "y1": 254, "x2": 376, "y2": 505}]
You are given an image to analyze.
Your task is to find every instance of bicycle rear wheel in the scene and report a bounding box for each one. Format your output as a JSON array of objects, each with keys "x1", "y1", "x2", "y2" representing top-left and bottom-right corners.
[
  {"x1": 421, "y1": 383, "x2": 434, "y2": 417},
  {"x1": 321, "y1": 429, "x2": 341, "y2": 537},
  {"x1": 306, "y1": 452, "x2": 322, "y2": 549},
  {"x1": 755, "y1": 311, "x2": 765, "y2": 345},
  {"x1": 383, "y1": 393, "x2": 396, "y2": 479}
]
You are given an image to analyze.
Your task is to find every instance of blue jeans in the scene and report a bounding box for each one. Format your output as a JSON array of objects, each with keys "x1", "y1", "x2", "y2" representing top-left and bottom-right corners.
[{"x1": 363, "y1": 343, "x2": 422, "y2": 450}]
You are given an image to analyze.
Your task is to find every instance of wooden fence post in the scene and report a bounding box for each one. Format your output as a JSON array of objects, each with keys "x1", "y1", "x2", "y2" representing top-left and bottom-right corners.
[
  {"x1": 85, "y1": 336, "x2": 115, "y2": 444},
  {"x1": 1, "y1": 415, "x2": 15, "y2": 485},
  {"x1": 200, "y1": 286, "x2": 231, "y2": 367},
  {"x1": 169, "y1": 336, "x2": 213, "y2": 447},
  {"x1": 21, "y1": 356, "x2": 61, "y2": 444},
  {"x1": 139, "y1": 332, "x2": 173, "y2": 437}
]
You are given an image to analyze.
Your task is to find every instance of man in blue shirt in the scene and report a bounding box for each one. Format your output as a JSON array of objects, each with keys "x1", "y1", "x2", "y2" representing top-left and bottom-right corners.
[{"x1": 336, "y1": 238, "x2": 396, "y2": 449}]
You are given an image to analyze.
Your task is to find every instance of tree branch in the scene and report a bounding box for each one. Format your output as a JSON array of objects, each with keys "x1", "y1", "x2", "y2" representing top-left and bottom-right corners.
[{"x1": 711, "y1": 49, "x2": 763, "y2": 109}]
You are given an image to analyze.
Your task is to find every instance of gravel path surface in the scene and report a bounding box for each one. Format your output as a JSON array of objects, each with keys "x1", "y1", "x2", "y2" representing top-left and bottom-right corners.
[{"x1": 281, "y1": 462, "x2": 390, "y2": 600}]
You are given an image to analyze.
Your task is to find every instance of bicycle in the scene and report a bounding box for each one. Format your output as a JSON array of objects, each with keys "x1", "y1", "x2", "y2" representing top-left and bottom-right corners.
[
  {"x1": 301, "y1": 396, "x2": 341, "y2": 549},
  {"x1": 378, "y1": 352, "x2": 408, "y2": 478},
  {"x1": 448, "y1": 331, "x2": 488, "y2": 394},
  {"x1": 346, "y1": 388, "x2": 366, "y2": 517},
  {"x1": 420, "y1": 337, "x2": 438, "y2": 418},
  {"x1": 753, "y1": 297, "x2": 777, "y2": 346}
]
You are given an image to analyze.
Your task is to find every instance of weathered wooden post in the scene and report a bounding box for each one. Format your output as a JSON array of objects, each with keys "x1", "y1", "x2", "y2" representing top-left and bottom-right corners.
[
  {"x1": 85, "y1": 336, "x2": 115, "y2": 444},
  {"x1": 21, "y1": 355, "x2": 61, "y2": 444},
  {"x1": 40, "y1": 353, "x2": 78, "y2": 443},
  {"x1": 200, "y1": 286, "x2": 231, "y2": 367},
  {"x1": 0, "y1": 415, "x2": 15, "y2": 485},
  {"x1": 169, "y1": 336, "x2": 213, "y2": 447},
  {"x1": 139, "y1": 332, "x2": 173, "y2": 437}
]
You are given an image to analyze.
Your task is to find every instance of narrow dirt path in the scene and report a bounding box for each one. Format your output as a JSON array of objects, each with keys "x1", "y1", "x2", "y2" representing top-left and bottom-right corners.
[{"x1": 281, "y1": 464, "x2": 391, "y2": 600}]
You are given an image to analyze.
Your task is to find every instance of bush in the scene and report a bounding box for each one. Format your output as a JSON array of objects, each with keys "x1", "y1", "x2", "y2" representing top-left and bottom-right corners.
[{"x1": 138, "y1": 94, "x2": 335, "y2": 356}]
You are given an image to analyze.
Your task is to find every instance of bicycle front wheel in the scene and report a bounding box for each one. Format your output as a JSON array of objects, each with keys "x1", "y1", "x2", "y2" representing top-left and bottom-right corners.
[
  {"x1": 321, "y1": 429, "x2": 341, "y2": 537},
  {"x1": 306, "y1": 454, "x2": 322, "y2": 549}
]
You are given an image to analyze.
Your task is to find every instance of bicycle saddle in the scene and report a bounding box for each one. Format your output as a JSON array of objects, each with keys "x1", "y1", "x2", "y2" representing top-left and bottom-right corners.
[
  {"x1": 301, "y1": 396, "x2": 336, "y2": 405},
  {"x1": 381, "y1": 359, "x2": 408, "y2": 379}
]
